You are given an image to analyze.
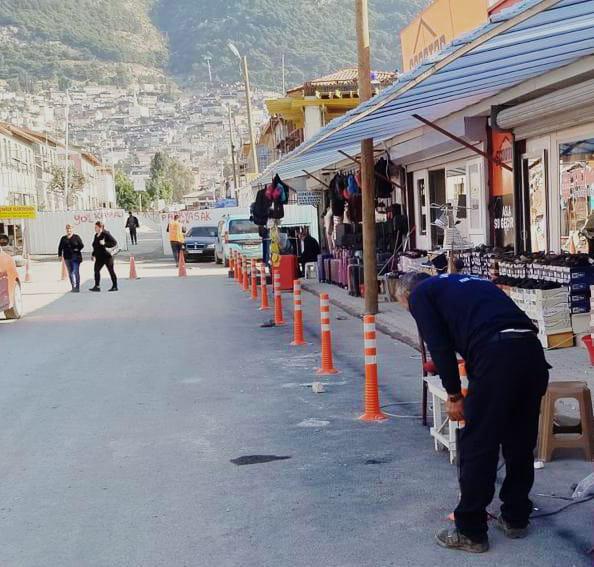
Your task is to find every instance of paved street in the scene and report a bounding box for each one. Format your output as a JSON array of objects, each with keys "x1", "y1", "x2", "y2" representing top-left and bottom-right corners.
[{"x1": 0, "y1": 238, "x2": 592, "y2": 566}]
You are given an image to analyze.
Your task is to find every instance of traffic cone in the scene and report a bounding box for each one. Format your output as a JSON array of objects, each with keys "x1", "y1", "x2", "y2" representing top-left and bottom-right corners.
[
  {"x1": 60, "y1": 257, "x2": 68, "y2": 281},
  {"x1": 236, "y1": 252, "x2": 242, "y2": 284},
  {"x1": 129, "y1": 256, "x2": 138, "y2": 280},
  {"x1": 291, "y1": 279, "x2": 306, "y2": 346},
  {"x1": 251, "y1": 259, "x2": 258, "y2": 301},
  {"x1": 359, "y1": 315, "x2": 387, "y2": 421},
  {"x1": 316, "y1": 293, "x2": 338, "y2": 375},
  {"x1": 273, "y1": 268, "x2": 285, "y2": 326},
  {"x1": 24, "y1": 256, "x2": 31, "y2": 283},
  {"x1": 259, "y1": 262, "x2": 270, "y2": 310},
  {"x1": 229, "y1": 252, "x2": 235, "y2": 278},
  {"x1": 178, "y1": 251, "x2": 187, "y2": 277},
  {"x1": 242, "y1": 256, "x2": 249, "y2": 292}
]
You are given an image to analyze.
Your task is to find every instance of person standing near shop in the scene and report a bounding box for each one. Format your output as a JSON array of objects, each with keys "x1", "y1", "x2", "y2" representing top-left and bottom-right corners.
[
  {"x1": 395, "y1": 273, "x2": 550, "y2": 554},
  {"x1": 125, "y1": 211, "x2": 140, "y2": 245},
  {"x1": 298, "y1": 228, "x2": 320, "y2": 276},
  {"x1": 167, "y1": 215, "x2": 185, "y2": 266},
  {"x1": 58, "y1": 224, "x2": 84, "y2": 292},
  {"x1": 90, "y1": 221, "x2": 118, "y2": 292}
]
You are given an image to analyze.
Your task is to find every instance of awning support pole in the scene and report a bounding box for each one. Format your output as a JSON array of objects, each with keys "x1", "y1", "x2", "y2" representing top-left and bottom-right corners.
[
  {"x1": 302, "y1": 170, "x2": 330, "y2": 189},
  {"x1": 337, "y1": 149, "x2": 403, "y2": 189},
  {"x1": 411, "y1": 113, "x2": 513, "y2": 172}
]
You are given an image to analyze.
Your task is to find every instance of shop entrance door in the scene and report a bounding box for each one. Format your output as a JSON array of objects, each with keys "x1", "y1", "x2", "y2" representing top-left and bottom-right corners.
[
  {"x1": 467, "y1": 159, "x2": 486, "y2": 245},
  {"x1": 413, "y1": 170, "x2": 430, "y2": 250},
  {"x1": 429, "y1": 169, "x2": 446, "y2": 247},
  {"x1": 520, "y1": 151, "x2": 548, "y2": 252}
]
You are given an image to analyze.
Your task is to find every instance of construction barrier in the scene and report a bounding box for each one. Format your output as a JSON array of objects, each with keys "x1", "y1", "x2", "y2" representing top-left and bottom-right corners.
[
  {"x1": 259, "y1": 262, "x2": 270, "y2": 310},
  {"x1": 316, "y1": 293, "x2": 338, "y2": 375},
  {"x1": 129, "y1": 256, "x2": 138, "y2": 280},
  {"x1": 251, "y1": 259, "x2": 258, "y2": 301},
  {"x1": 273, "y1": 268, "x2": 285, "y2": 326},
  {"x1": 291, "y1": 279, "x2": 306, "y2": 346},
  {"x1": 178, "y1": 251, "x2": 188, "y2": 277},
  {"x1": 359, "y1": 315, "x2": 387, "y2": 421},
  {"x1": 234, "y1": 251, "x2": 241, "y2": 283}
]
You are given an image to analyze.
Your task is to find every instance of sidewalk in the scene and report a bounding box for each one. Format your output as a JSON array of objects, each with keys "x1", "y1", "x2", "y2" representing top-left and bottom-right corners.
[{"x1": 302, "y1": 280, "x2": 594, "y2": 394}]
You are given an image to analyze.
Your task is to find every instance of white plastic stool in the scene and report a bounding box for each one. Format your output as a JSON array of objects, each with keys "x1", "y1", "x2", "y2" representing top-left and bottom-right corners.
[
  {"x1": 304, "y1": 262, "x2": 318, "y2": 280},
  {"x1": 425, "y1": 375, "x2": 463, "y2": 464}
]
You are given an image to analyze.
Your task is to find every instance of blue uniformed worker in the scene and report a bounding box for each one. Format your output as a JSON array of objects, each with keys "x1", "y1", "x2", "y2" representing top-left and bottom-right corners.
[{"x1": 395, "y1": 272, "x2": 550, "y2": 554}]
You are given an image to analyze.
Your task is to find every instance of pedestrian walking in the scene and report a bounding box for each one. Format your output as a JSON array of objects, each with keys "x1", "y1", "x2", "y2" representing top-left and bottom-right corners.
[
  {"x1": 167, "y1": 214, "x2": 185, "y2": 266},
  {"x1": 58, "y1": 224, "x2": 84, "y2": 292},
  {"x1": 125, "y1": 211, "x2": 140, "y2": 245},
  {"x1": 89, "y1": 221, "x2": 118, "y2": 292},
  {"x1": 395, "y1": 273, "x2": 550, "y2": 554}
]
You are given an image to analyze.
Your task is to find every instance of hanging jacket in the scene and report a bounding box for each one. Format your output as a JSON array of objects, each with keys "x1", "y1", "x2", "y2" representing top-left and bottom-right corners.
[
  {"x1": 251, "y1": 188, "x2": 271, "y2": 226},
  {"x1": 375, "y1": 157, "x2": 393, "y2": 198}
]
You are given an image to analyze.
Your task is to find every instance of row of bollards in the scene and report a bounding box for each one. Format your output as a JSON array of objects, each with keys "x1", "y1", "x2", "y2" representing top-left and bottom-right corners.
[{"x1": 230, "y1": 250, "x2": 386, "y2": 422}]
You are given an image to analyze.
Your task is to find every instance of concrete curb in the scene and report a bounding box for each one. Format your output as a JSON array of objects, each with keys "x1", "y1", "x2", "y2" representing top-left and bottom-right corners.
[{"x1": 301, "y1": 282, "x2": 420, "y2": 352}]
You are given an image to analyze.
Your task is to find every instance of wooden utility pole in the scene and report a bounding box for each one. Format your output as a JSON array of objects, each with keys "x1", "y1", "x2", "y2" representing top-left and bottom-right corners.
[
  {"x1": 356, "y1": 0, "x2": 378, "y2": 314},
  {"x1": 241, "y1": 56, "x2": 260, "y2": 176}
]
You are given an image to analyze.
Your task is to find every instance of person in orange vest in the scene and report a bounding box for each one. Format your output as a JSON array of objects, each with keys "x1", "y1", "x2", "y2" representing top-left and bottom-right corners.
[{"x1": 167, "y1": 215, "x2": 185, "y2": 266}]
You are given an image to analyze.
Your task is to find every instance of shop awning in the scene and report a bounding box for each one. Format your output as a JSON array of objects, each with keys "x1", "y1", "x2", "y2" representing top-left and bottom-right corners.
[{"x1": 261, "y1": 0, "x2": 594, "y2": 184}]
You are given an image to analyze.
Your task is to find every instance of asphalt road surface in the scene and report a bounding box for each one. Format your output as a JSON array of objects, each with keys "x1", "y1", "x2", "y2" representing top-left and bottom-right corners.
[{"x1": 0, "y1": 248, "x2": 591, "y2": 566}]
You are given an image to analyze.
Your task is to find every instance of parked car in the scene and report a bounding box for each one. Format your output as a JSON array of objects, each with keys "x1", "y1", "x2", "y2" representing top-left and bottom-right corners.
[
  {"x1": 214, "y1": 216, "x2": 262, "y2": 267},
  {"x1": 0, "y1": 235, "x2": 23, "y2": 320},
  {"x1": 184, "y1": 225, "x2": 218, "y2": 262}
]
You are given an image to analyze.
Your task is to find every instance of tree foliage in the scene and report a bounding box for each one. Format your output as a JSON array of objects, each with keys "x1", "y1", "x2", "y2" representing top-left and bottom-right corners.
[
  {"x1": 145, "y1": 152, "x2": 195, "y2": 206},
  {"x1": 115, "y1": 170, "x2": 140, "y2": 211},
  {"x1": 47, "y1": 165, "x2": 86, "y2": 208}
]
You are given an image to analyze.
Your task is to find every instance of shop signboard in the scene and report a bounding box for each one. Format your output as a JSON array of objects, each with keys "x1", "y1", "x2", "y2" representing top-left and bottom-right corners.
[
  {"x1": 0, "y1": 205, "x2": 37, "y2": 219},
  {"x1": 400, "y1": 0, "x2": 488, "y2": 72},
  {"x1": 490, "y1": 130, "x2": 515, "y2": 248}
]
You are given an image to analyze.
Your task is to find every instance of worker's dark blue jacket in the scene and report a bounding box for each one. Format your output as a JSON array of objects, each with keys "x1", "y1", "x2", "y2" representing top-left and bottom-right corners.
[{"x1": 409, "y1": 274, "x2": 537, "y2": 395}]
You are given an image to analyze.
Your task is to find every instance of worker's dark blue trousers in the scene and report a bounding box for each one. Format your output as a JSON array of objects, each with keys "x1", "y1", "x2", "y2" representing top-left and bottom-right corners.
[{"x1": 455, "y1": 334, "x2": 550, "y2": 542}]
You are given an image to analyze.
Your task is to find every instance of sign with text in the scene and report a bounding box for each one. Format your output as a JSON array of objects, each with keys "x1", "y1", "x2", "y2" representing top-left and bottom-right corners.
[
  {"x1": 0, "y1": 205, "x2": 37, "y2": 219},
  {"x1": 490, "y1": 130, "x2": 515, "y2": 248},
  {"x1": 400, "y1": 0, "x2": 488, "y2": 72}
]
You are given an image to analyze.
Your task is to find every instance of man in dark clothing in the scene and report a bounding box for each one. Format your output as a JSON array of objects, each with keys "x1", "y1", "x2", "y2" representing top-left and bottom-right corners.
[
  {"x1": 395, "y1": 273, "x2": 550, "y2": 554},
  {"x1": 125, "y1": 211, "x2": 140, "y2": 245},
  {"x1": 90, "y1": 221, "x2": 118, "y2": 292},
  {"x1": 298, "y1": 228, "x2": 320, "y2": 276},
  {"x1": 58, "y1": 224, "x2": 84, "y2": 292}
]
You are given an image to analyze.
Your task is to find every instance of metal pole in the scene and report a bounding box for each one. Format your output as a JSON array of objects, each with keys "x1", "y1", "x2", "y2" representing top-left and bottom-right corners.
[
  {"x1": 241, "y1": 55, "x2": 259, "y2": 176},
  {"x1": 356, "y1": 0, "x2": 378, "y2": 315},
  {"x1": 282, "y1": 53, "x2": 286, "y2": 94},
  {"x1": 228, "y1": 106, "x2": 239, "y2": 193},
  {"x1": 64, "y1": 89, "x2": 70, "y2": 210}
]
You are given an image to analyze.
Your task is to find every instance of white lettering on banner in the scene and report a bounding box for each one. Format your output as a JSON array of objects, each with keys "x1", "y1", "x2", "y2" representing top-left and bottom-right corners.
[
  {"x1": 493, "y1": 205, "x2": 514, "y2": 231},
  {"x1": 161, "y1": 211, "x2": 212, "y2": 223},
  {"x1": 73, "y1": 210, "x2": 124, "y2": 225}
]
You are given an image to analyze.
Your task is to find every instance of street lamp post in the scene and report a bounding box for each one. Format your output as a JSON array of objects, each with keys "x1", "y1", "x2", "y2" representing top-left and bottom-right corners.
[
  {"x1": 228, "y1": 43, "x2": 259, "y2": 176},
  {"x1": 64, "y1": 89, "x2": 70, "y2": 210}
]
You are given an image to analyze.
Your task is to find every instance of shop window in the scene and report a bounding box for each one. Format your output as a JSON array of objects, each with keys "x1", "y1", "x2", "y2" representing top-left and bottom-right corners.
[
  {"x1": 445, "y1": 167, "x2": 467, "y2": 238},
  {"x1": 468, "y1": 163, "x2": 482, "y2": 231},
  {"x1": 521, "y1": 153, "x2": 548, "y2": 253},
  {"x1": 559, "y1": 138, "x2": 594, "y2": 252}
]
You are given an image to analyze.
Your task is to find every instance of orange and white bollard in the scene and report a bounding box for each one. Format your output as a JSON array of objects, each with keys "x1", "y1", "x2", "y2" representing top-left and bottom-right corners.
[
  {"x1": 234, "y1": 252, "x2": 240, "y2": 283},
  {"x1": 291, "y1": 279, "x2": 306, "y2": 346},
  {"x1": 251, "y1": 259, "x2": 258, "y2": 301},
  {"x1": 259, "y1": 262, "x2": 270, "y2": 311},
  {"x1": 129, "y1": 256, "x2": 138, "y2": 280},
  {"x1": 60, "y1": 257, "x2": 68, "y2": 281},
  {"x1": 242, "y1": 256, "x2": 250, "y2": 292},
  {"x1": 273, "y1": 268, "x2": 285, "y2": 326},
  {"x1": 359, "y1": 315, "x2": 387, "y2": 421},
  {"x1": 229, "y1": 252, "x2": 235, "y2": 275},
  {"x1": 316, "y1": 293, "x2": 338, "y2": 375},
  {"x1": 24, "y1": 256, "x2": 31, "y2": 283},
  {"x1": 178, "y1": 251, "x2": 188, "y2": 277}
]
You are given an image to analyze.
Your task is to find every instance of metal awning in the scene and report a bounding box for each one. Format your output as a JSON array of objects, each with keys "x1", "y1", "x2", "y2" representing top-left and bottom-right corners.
[{"x1": 260, "y1": 0, "x2": 594, "y2": 183}]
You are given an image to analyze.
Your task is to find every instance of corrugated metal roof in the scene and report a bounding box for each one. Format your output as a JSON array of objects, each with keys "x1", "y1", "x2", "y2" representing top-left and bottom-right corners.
[{"x1": 261, "y1": 0, "x2": 594, "y2": 183}]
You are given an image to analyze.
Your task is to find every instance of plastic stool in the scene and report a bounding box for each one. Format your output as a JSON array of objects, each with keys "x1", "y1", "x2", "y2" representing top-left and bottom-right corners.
[
  {"x1": 304, "y1": 262, "x2": 317, "y2": 280},
  {"x1": 538, "y1": 381, "x2": 594, "y2": 462}
]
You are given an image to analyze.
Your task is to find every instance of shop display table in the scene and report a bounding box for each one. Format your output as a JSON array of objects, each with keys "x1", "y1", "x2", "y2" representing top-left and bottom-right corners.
[{"x1": 425, "y1": 375, "x2": 464, "y2": 464}]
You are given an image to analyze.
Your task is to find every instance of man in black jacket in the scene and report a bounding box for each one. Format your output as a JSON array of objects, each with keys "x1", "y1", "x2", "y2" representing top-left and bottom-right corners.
[
  {"x1": 90, "y1": 221, "x2": 118, "y2": 292},
  {"x1": 298, "y1": 228, "x2": 320, "y2": 276},
  {"x1": 125, "y1": 211, "x2": 140, "y2": 245},
  {"x1": 395, "y1": 273, "x2": 550, "y2": 553},
  {"x1": 58, "y1": 224, "x2": 84, "y2": 292}
]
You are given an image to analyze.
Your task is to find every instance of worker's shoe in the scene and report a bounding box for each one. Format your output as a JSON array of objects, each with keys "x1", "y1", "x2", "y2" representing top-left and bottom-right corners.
[
  {"x1": 435, "y1": 528, "x2": 489, "y2": 553},
  {"x1": 108, "y1": 286, "x2": 118, "y2": 292},
  {"x1": 496, "y1": 515, "x2": 528, "y2": 539},
  {"x1": 89, "y1": 286, "x2": 100, "y2": 292}
]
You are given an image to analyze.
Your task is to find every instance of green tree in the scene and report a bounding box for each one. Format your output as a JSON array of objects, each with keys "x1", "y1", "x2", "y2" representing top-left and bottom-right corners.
[
  {"x1": 145, "y1": 152, "x2": 194, "y2": 205},
  {"x1": 115, "y1": 170, "x2": 140, "y2": 210}
]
